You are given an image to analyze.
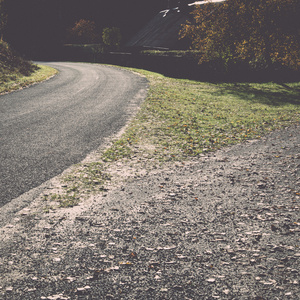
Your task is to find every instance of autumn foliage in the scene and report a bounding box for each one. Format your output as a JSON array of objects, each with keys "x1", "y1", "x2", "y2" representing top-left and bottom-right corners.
[
  {"x1": 180, "y1": 0, "x2": 300, "y2": 71},
  {"x1": 68, "y1": 19, "x2": 99, "y2": 44}
]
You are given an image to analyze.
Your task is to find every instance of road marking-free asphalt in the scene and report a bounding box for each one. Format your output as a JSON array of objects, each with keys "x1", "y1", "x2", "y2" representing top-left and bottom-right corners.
[{"x1": 0, "y1": 62, "x2": 148, "y2": 207}]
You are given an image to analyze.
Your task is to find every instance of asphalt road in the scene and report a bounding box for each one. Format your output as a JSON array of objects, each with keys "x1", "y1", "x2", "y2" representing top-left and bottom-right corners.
[{"x1": 0, "y1": 62, "x2": 148, "y2": 207}]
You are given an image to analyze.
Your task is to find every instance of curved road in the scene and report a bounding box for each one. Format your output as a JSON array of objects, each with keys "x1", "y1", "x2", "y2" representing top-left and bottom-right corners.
[{"x1": 0, "y1": 62, "x2": 148, "y2": 207}]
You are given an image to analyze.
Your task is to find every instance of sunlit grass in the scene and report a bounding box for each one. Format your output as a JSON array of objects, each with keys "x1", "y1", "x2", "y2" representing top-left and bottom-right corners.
[
  {"x1": 103, "y1": 69, "x2": 300, "y2": 161},
  {"x1": 0, "y1": 64, "x2": 58, "y2": 94}
]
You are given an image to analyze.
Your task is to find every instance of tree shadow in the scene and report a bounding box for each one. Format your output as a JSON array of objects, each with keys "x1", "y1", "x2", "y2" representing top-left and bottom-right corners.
[
  {"x1": 276, "y1": 82, "x2": 300, "y2": 92},
  {"x1": 211, "y1": 81, "x2": 300, "y2": 106}
]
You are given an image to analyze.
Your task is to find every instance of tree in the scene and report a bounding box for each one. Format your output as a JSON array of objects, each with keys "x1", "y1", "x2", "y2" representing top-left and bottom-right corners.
[
  {"x1": 180, "y1": 0, "x2": 300, "y2": 71},
  {"x1": 102, "y1": 27, "x2": 121, "y2": 49},
  {"x1": 0, "y1": 0, "x2": 7, "y2": 40},
  {"x1": 68, "y1": 19, "x2": 99, "y2": 44}
]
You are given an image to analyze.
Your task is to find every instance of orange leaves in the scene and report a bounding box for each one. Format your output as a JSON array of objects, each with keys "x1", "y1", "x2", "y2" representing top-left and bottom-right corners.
[
  {"x1": 180, "y1": 0, "x2": 300, "y2": 71},
  {"x1": 68, "y1": 19, "x2": 99, "y2": 44}
]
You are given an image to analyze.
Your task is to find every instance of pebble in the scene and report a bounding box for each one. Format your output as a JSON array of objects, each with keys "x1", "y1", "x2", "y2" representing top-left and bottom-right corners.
[{"x1": 53, "y1": 257, "x2": 61, "y2": 262}]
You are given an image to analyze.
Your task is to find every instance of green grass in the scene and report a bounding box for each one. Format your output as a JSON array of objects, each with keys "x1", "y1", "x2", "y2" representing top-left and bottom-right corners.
[
  {"x1": 63, "y1": 162, "x2": 110, "y2": 193},
  {"x1": 0, "y1": 64, "x2": 58, "y2": 94},
  {"x1": 141, "y1": 49, "x2": 200, "y2": 58},
  {"x1": 103, "y1": 69, "x2": 300, "y2": 162},
  {"x1": 0, "y1": 40, "x2": 58, "y2": 94}
]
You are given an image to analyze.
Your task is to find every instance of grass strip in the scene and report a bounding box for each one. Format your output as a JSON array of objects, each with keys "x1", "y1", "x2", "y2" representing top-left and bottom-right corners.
[
  {"x1": 103, "y1": 69, "x2": 300, "y2": 162},
  {"x1": 0, "y1": 64, "x2": 58, "y2": 94}
]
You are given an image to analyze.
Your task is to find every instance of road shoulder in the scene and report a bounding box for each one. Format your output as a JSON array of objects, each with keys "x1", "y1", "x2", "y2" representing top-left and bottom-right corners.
[{"x1": 0, "y1": 125, "x2": 299, "y2": 299}]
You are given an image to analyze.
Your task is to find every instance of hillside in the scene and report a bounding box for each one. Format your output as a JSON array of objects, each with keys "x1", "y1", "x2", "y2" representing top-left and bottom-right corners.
[
  {"x1": 0, "y1": 40, "x2": 57, "y2": 94},
  {"x1": 0, "y1": 40, "x2": 37, "y2": 84}
]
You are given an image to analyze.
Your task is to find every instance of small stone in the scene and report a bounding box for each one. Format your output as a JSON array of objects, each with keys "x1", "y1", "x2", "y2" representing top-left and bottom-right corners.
[
  {"x1": 53, "y1": 257, "x2": 61, "y2": 262},
  {"x1": 263, "y1": 281, "x2": 274, "y2": 285},
  {"x1": 277, "y1": 265, "x2": 285, "y2": 268},
  {"x1": 206, "y1": 278, "x2": 216, "y2": 283},
  {"x1": 223, "y1": 289, "x2": 230, "y2": 295},
  {"x1": 66, "y1": 276, "x2": 75, "y2": 282},
  {"x1": 173, "y1": 286, "x2": 184, "y2": 291},
  {"x1": 145, "y1": 247, "x2": 155, "y2": 251},
  {"x1": 163, "y1": 245, "x2": 176, "y2": 250},
  {"x1": 291, "y1": 269, "x2": 298, "y2": 273},
  {"x1": 6, "y1": 287, "x2": 13, "y2": 292},
  {"x1": 47, "y1": 295, "x2": 62, "y2": 300},
  {"x1": 255, "y1": 277, "x2": 261, "y2": 281},
  {"x1": 285, "y1": 246, "x2": 294, "y2": 251},
  {"x1": 76, "y1": 288, "x2": 86, "y2": 294}
]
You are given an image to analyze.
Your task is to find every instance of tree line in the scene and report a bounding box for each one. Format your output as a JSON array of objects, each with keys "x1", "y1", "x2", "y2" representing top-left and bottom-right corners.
[
  {"x1": 1, "y1": 0, "x2": 299, "y2": 73},
  {"x1": 181, "y1": 0, "x2": 300, "y2": 72}
]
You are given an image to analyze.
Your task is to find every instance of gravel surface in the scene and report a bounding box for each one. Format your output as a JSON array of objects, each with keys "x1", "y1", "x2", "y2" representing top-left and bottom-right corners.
[{"x1": 0, "y1": 125, "x2": 299, "y2": 299}]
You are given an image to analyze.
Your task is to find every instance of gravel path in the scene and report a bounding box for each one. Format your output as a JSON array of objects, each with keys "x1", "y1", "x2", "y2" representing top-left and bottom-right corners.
[{"x1": 0, "y1": 125, "x2": 299, "y2": 299}]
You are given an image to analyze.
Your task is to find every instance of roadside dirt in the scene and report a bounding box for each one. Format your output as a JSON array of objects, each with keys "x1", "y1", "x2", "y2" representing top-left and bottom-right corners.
[{"x1": 0, "y1": 125, "x2": 299, "y2": 299}]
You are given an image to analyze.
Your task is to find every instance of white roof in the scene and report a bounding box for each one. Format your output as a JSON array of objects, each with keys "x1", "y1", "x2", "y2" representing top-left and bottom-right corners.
[{"x1": 189, "y1": 0, "x2": 225, "y2": 6}]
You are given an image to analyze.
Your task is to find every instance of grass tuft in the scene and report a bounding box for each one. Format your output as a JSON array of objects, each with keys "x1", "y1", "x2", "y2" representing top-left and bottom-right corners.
[{"x1": 44, "y1": 162, "x2": 111, "y2": 208}]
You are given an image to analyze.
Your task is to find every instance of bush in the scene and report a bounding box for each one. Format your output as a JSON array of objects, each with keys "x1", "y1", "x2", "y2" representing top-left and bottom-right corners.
[
  {"x1": 0, "y1": 40, "x2": 37, "y2": 82},
  {"x1": 102, "y1": 27, "x2": 121, "y2": 50},
  {"x1": 180, "y1": 0, "x2": 300, "y2": 72}
]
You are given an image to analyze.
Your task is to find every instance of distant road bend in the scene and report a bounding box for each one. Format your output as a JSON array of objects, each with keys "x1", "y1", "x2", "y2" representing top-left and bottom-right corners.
[{"x1": 0, "y1": 62, "x2": 148, "y2": 207}]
